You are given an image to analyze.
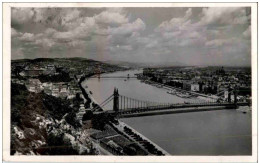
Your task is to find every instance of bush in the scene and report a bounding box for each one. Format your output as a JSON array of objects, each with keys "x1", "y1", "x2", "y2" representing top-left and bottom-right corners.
[
  {"x1": 38, "y1": 71, "x2": 71, "y2": 83},
  {"x1": 40, "y1": 133, "x2": 78, "y2": 155},
  {"x1": 65, "y1": 111, "x2": 81, "y2": 128}
]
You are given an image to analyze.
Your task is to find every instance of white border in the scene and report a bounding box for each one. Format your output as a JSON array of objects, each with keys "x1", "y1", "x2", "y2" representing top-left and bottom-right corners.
[{"x1": 2, "y1": 2, "x2": 258, "y2": 163}]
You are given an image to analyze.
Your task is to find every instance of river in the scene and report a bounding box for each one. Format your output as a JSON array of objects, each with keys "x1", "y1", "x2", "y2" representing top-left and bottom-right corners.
[{"x1": 82, "y1": 70, "x2": 252, "y2": 155}]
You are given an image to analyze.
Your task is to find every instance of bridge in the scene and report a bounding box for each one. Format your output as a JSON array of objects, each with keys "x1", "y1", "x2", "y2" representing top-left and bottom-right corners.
[
  {"x1": 89, "y1": 76, "x2": 137, "y2": 79},
  {"x1": 89, "y1": 74, "x2": 137, "y2": 79},
  {"x1": 93, "y1": 87, "x2": 250, "y2": 118}
]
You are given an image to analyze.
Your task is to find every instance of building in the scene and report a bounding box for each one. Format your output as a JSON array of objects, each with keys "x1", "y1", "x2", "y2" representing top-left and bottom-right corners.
[
  {"x1": 43, "y1": 88, "x2": 52, "y2": 95},
  {"x1": 25, "y1": 79, "x2": 43, "y2": 93},
  {"x1": 60, "y1": 84, "x2": 68, "y2": 93},
  {"x1": 190, "y1": 83, "x2": 200, "y2": 92},
  {"x1": 182, "y1": 81, "x2": 191, "y2": 91},
  {"x1": 69, "y1": 87, "x2": 82, "y2": 94},
  {"x1": 90, "y1": 125, "x2": 118, "y2": 142},
  {"x1": 162, "y1": 77, "x2": 170, "y2": 84},
  {"x1": 19, "y1": 69, "x2": 44, "y2": 77},
  {"x1": 11, "y1": 78, "x2": 25, "y2": 85},
  {"x1": 182, "y1": 81, "x2": 200, "y2": 92},
  {"x1": 43, "y1": 65, "x2": 56, "y2": 75},
  {"x1": 28, "y1": 79, "x2": 42, "y2": 85},
  {"x1": 77, "y1": 104, "x2": 87, "y2": 124},
  {"x1": 46, "y1": 64, "x2": 55, "y2": 71},
  {"x1": 51, "y1": 84, "x2": 60, "y2": 97}
]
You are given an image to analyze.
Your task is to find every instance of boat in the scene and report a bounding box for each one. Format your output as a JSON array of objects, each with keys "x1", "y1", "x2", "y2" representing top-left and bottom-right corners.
[
  {"x1": 167, "y1": 90, "x2": 176, "y2": 95},
  {"x1": 176, "y1": 93, "x2": 185, "y2": 98},
  {"x1": 176, "y1": 92, "x2": 191, "y2": 98},
  {"x1": 171, "y1": 92, "x2": 177, "y2": 95}
]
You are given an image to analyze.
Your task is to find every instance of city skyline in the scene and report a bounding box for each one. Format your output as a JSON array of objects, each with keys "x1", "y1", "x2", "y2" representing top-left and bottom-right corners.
[{"x1": 12, "y1": 7, "x2": 251, "y2": 66}]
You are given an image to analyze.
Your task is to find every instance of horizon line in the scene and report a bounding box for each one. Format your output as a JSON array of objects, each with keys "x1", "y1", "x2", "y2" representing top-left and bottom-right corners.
[{"x1": 11, "y1": 57, "x2": 252, "y2": 68}]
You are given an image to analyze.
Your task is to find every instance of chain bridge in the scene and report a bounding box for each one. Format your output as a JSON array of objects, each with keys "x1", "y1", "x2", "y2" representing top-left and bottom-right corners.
[{"x1": 92, "y1": 88, "x2": 250, "y2": 118}]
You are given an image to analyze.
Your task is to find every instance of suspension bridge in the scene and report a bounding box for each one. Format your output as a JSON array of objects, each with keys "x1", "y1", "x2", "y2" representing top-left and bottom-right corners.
[
  {"x1": 89, "y1": 74, "x2": 137, "y2": 79},
  {"x1": 93, "y1": 88, "x2": 250, "y2": 118}
]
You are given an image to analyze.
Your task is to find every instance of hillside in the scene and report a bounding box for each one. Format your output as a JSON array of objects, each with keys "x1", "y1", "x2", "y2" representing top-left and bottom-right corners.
[{"x1": 11, "y1": 83, "x2": 96, "y2": 155}]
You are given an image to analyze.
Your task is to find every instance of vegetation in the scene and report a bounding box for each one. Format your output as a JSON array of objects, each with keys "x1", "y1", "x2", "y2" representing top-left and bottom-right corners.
[
  {"x1": 91, "y1": 113, "x2": 115, "y2": 130},
  {"x1": 40, "y1": 133, "x2": 79, "y2": 155},
  {"x1": 11, "y1": 83, "x2": 83, "y2": 125},
  {"x1": 38, "y1": 71, "x2": 71, "y2": 83},
  {"x1": 82, "y1": 110, "x2": 93, "y2": 121},
  {"x1": 11, "y1": 83, "x2": 83, "y2": 155},
  {"x1": 11, "y1": 83, "x2": 29, "y2": 125},
  {"x1": 10, "y1": 57, "x2": 128, "y2": 155},
  {"x1": 65, "y1": 111, "x2": 81, "y2": 128}
]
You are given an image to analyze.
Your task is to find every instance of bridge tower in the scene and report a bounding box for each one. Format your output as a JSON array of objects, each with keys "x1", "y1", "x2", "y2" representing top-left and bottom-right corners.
[
  {"x1": 113, "y1": 88, "x2": 119, "y2": 112},
  {"x1": 227, "y1": 86, "x2": 238, "y2": 108},
  {"x1": 234, "y1": 86, "x2": 238, "y2": 109},
  {"x1": 228, "y1": 87, "x2": 232, "y2": 103}
]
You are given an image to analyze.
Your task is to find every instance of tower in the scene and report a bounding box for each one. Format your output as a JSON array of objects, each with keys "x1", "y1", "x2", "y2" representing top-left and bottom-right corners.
[
  {"x1": 228, "y1": 87, "x2": 232, "y2": 103},
  {"x1": 234, "y1": 86, "x2": 238, "y2": 109},
  {"x1": 113, "y1": 88, "x2": 119, "y2": 112}
]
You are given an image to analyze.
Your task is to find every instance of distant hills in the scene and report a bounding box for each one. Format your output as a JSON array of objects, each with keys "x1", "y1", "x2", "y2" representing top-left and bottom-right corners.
[
  {"x1": 12, "y1": 57, "x2": 250, "y2": 68},
  {"x1": 11, "y1": 57, "x2": 99, "y2": 64},
  {"x1": 12, "y1": 57, "x2": 186, "y2": 68},
  {"x1": 102, "y1": 60, "x2": 187, "y2": 68}
]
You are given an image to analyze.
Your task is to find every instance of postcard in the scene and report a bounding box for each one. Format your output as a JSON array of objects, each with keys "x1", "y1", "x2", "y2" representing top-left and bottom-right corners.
[{"x1": 3, "y1": 2, "x2": 257, "y2": 163}]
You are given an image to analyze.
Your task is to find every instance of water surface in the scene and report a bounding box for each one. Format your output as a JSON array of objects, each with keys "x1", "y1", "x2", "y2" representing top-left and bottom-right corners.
[{"x1": 83, "y1": 70, "x2": 252, "y2": 155}]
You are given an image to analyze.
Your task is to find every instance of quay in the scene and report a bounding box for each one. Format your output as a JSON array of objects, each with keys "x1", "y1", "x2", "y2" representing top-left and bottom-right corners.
[
  {"x1": 147, "y1": 80, "x2": 219, "y2": 100},
  {"x1": 116, "y1": 120, "x2": 170, "y2": 155}
]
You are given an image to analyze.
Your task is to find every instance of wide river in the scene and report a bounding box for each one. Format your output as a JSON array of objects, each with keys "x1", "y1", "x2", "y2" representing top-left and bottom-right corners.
[{"x1": 82, "y1": 70, "x2": 252, "y2": 155}]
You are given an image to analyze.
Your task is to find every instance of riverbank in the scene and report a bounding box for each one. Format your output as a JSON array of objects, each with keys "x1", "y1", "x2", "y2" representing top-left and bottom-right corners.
[
  {"x1": 141, "y1": 78, "x2": 219, "y2": 101},
  {"x1": 237, "y1": 105, "x2": 252, "y2": 114},
  {"x1": 115, "y1": 120, "x2": 170, "y2": 155}
]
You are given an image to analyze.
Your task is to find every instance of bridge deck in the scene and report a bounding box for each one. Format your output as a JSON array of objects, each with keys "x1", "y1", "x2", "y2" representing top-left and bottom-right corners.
[
  {"x1": 89, "y1": 76, "x2": 137, "y2": 78},
  {"x1": 118, "y1": 102, "x2": 248, "y2": 113},
  {"x1": 118, "y1": 106, "x2": 234, "y2": 118},
  {"x1": 116, "y1": 102, "x2": 249, "y2": 118}
]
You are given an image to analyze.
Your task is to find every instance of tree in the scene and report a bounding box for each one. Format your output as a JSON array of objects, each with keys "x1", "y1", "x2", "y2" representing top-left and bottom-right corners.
[
  {"x1": 41, "y1": 133, "x2": 78, "y2": 155},
  {"x1": 65, "y1": 111, "x2": 81, "y2": 128},
  {"x1": 82, "y1": 110, "x2": 93, "y2": 121}
]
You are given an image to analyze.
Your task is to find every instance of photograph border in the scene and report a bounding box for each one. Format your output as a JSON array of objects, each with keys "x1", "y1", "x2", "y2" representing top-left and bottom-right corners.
[{"x1": 2, "y1": 2, "x2": 258, "y2": 162}]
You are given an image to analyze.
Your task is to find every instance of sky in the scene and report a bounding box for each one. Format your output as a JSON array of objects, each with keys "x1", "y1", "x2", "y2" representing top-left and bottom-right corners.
[{"x1": 11, "y1": 7, "x2": 251, "y2": 66}]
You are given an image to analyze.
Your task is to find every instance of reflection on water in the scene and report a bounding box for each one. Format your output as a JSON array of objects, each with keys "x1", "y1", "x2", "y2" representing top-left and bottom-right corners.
[{"x1": 82, "y1": 70, "x2": 252, "y2": 155}]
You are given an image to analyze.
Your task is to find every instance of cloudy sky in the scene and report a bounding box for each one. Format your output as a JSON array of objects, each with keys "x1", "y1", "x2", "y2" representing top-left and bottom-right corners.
[{"x1": 11, "y1": 7, "x2": 251, "y2": 66}]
